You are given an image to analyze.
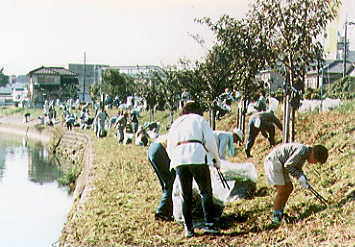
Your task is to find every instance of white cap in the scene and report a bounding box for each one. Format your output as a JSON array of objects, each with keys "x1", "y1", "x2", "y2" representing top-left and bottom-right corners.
[{"x1": 232, "y1": 128, "x2": 244, "y2": 142}]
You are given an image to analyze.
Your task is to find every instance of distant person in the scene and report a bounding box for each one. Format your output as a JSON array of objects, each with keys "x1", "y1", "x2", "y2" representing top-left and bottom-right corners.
[
  {"x1": 254, "y1": 92, "x2": 267, "y2": 112},
  {"x1": 147, "y1": 135, "x2": 176, "y2": 221},
  {"x1": 94, "y1": 108, "x2": 109, "y2": 138},
  {"x1": 167, "y1": 101, "x2": 221, "y2": 238},
  {"x1": 135, "y1": 126, "x2": 149, "y2": 146},
  {"x1": 264, "y1": 143, "x2": 328, "y2": 225},
  {"x1": 114, "y1": 112, "x2": 128, "y2": 144},
  {"x1": 214, "y1": 128, "x2": 244, "y2": 160},
  {"x1": 23, "y1": 112, "x2": 31, "y2": 123},
  {"x1": 130, "y1": 110, "x2": 139, "y2": 133},
  {"x1": 65, "y1": 112, "x2": 76, "y2": 131},
  {"x1": 245, "y1": 111, "x2": 282, "y2": 158}
]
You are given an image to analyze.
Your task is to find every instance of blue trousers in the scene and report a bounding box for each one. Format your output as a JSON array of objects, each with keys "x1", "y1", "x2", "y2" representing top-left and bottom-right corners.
[
  {"x1": 175, "y1": 164, "x2": 214, "y2": 230},
  {"x1": 147, "y1": 143, "x2": 175, "y2": 216}
]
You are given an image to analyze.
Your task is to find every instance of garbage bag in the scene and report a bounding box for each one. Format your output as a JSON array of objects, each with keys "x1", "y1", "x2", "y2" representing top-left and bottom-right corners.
[
  {"x1": 172, "y1": 175, "x2": 224, "y2": 223},
  {"x1": 212, "y1": 160, "x2": 257, "y2": 202}
]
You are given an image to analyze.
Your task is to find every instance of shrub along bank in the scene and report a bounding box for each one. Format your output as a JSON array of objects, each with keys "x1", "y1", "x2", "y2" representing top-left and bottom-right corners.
[{"x1": 58, "y1": 101, "x2": 354, "y2": 247}]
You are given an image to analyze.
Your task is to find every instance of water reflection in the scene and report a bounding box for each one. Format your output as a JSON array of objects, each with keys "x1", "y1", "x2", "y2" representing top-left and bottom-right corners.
[
  {"x1": 0, "y1": 134, "x2": 72, "y2": 247},
  {"x1": 0, "y1": 137, "x2": 64, "y2": 185}
]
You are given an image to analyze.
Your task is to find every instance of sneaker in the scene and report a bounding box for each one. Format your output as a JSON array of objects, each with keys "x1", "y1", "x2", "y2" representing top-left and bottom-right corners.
[
  {"x1": 271, "y1": 215, "x2": 282, "y2": 225},
  {"x1": 184, "y1": 226, "x2": 195, "y2": 238},
  {"x1": 201, "y1": 223, "x2": 220, "y2": 234}
]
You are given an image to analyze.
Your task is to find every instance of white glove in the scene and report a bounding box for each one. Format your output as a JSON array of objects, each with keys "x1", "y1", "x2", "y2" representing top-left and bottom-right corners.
[
  {"x1": 298, "y1": 175, "x2": 310, "y2": 189},
  {"x1": 213, "y1": 159, "x2": 221, "y2": 169}
]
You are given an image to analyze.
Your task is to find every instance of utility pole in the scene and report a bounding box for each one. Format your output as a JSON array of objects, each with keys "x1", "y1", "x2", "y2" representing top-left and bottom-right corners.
[{"x1": 83, "y1": 52, "x2": 86, "y2": 102}]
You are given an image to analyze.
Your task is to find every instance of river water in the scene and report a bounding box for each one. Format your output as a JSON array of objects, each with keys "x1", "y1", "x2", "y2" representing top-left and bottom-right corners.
[{"x1": 0, "y1": 134, "x2": 73, "y2": 247}]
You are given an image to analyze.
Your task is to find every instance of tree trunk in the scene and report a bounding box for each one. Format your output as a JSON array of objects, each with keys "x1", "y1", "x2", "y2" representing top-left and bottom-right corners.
[
  {"x1": 238, "y1": 99, "x2": 247, "y2": 137},
  {"x1": 235, "y1": 107, "x2": 240, "y2": 128},
  {"x1": 290, "y1": 107, "x2": 296, "y2": 142},
  {"x1": 283, "y1": 95, "x2": 291, "y2": 143},
  {"x1": 169, "y1": 110, "x2": 174, "y2": 126},
  {"x1": 209, "y1": 107, "x2": 216, "y2": 130}
]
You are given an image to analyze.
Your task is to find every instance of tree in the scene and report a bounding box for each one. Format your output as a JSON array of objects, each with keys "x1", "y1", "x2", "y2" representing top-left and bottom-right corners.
[
  {"x1": 198, "y1": 15, "x2": 273, "y2": 132},
  {"x1": 249, "y1": 0, "x2": 340, "y2": 142},
  {"x1": 0, "y1": 69, "x2": 9, "y2": 87},
  {"x1": 170, "y1": 47, "x2": 235, "y2": 129},
  {"x1": 134, "y1": 78, "x2": 157, "y2": 121},
  {"x1": 150, "y1": 66, "x2": 182, "y2": 125},
  {"x1": 195, "y1": 45, "x2": 235, "y2": 129},
  {"x1": 60, "y1": 77, "x2": 79, "y2": 99},
  {"x1": 90, "y1": 69, "x2": 135, "y2": 104}
]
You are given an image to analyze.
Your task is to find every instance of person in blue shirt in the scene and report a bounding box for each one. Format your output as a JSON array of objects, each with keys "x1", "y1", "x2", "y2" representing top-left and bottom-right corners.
[{"x1": 214, "y1": 128, "x2": 244, "y2": 160}]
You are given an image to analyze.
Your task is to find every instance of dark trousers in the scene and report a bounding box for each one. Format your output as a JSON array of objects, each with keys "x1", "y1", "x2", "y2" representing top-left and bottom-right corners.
[
  {"x1": 116, "y1": 127, "x2": 125, "y2": 143},
  {"x1": 175, "y1": 164, "x2": 214, "y2": 230},
  {"x1": 245, "y1": 121, "x2": 276, "y2": 154},
  {"x1": 147, "y1": 143, "x2": 175, "y2": 216}
]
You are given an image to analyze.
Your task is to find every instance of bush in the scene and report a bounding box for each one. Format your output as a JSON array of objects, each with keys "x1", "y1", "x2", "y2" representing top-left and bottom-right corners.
[{"x1": 325, "y1": 76, "x2": 355, "y2": 99}]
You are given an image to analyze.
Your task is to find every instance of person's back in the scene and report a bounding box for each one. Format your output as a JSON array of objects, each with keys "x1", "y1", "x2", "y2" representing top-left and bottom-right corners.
[
  {"x1": 97, "y1": 110, "x2": 108, "y2": 125},
  {"x1": 250, "y1": 111, "x2": 282, "y2": 129},
  {"x1": 168, "y1": 114, "x2": 206, "y2": 166},
  {"x1": 213, "y1": 131, "x2": 231, "y2": 159}
]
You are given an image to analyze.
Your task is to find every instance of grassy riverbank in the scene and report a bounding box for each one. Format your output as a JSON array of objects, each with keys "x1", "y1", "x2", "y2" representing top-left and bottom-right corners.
[{"x1": 59, "y1": 100, "x2": 354, "y2": 247}]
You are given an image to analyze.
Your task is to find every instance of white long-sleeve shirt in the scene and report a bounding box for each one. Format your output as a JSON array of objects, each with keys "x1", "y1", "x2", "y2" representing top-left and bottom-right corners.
[{"x1": 167, "y1": 113, "x2": 221, "y2": 170}]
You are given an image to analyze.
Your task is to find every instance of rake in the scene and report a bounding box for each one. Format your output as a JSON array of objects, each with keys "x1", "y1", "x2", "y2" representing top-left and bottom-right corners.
[
  {"x1": 216, "y1": 168, "x2": 230, "y2": 190},
  {"x1": 308, "y1": 185, "x2": 328, "y2": 206}
]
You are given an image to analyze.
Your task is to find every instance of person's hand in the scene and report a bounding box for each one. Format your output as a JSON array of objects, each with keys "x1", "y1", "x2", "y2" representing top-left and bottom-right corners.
[
  {"x1": 213, "y1": 159, "x2": 221, "y2": 169},
  {"x1": 298, "y1": 175, "x2": 310, "y2": 189}
]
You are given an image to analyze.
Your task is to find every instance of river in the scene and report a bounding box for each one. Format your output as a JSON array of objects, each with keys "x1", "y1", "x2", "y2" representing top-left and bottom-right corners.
[{"x1": 0, "y1": 134, "x2": 73, "y2": 247}]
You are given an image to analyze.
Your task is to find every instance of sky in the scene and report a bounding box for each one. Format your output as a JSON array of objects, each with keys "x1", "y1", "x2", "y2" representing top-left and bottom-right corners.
[{"x1": 0, "y1": 0, "x2": 354, "y2": 76}]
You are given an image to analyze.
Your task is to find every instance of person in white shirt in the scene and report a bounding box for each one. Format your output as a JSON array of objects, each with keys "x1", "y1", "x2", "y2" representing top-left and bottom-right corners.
[
  {"x1": 214, "y1": 127, "x2": 244, "y2": 160},
  {"x1": 167, "y1": 101, "x2": 221, "y2": 238}
]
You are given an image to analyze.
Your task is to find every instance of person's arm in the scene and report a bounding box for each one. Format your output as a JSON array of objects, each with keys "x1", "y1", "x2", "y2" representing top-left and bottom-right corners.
[
  {"x1": 272, "y1": 115, "x2": 283, "y2": 131},
  {"x1": 202, "y1": 120, "x2": 221, "y2": 167},
  {"x1": 284, "y1": 149, "x2": 307, "y2": 178}
]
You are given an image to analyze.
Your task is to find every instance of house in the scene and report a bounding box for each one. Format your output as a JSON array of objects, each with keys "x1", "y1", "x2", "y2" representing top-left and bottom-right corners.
[
  {"x1": 256, "y1": 69, "x2": 285, "y2": 91},
  {"x1": 0, "y1": 87, "x2": 13, "y2": 106},
  {"x1": 305, "y1": 60, "x2": 354, "y2": 89},
  {"x1": 27, "y1": 66, "x2": 79, "y2": 105}
]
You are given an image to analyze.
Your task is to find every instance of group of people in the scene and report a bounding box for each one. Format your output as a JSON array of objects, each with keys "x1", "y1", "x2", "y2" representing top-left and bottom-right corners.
[{"x1": 147, "y1": 101, "x2": 328, "y2": 238}]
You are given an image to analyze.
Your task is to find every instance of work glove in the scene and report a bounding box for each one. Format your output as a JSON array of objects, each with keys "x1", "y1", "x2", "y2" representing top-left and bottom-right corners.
[
  {"x1": 298, "y1": 175, "x2": 310, "y2": 189},
  {"x1": 212, "y1": 159, "x2": 221, "y2": 169}
]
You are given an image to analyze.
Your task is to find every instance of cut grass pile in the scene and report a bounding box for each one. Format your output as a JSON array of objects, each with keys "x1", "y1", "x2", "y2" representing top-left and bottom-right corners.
[{"x1": 57, "y1": 100, "x2": 354, "y2": 246}]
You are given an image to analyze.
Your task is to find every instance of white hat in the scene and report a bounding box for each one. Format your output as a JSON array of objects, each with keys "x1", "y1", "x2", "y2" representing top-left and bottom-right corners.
[{"x1": 232, "y1": 127, "x2": 244, "y2": 142}]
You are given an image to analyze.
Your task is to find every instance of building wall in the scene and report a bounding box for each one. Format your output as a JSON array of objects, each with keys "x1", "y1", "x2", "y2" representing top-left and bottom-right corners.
[
  {"x1": 256, "y1": 70, "x2": 284, "y2": 91},
  {"x1": 69, "y1": 64, "x2": 108, "y2": 102}
]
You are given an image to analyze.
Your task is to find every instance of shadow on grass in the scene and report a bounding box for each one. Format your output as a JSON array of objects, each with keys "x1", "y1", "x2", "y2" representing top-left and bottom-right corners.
[
  {"x1": 253, "y1": 186, "x2": 269, "y2": 197},
  {"x1": 336, "y1": 189, "x2": 354, "y2": 208},
  {"x1": 217, "y1": 212, "x2": 249, "y2": 230},
  {"x1": 293, "y1": 204, "x2": 327, "y2": 223}
]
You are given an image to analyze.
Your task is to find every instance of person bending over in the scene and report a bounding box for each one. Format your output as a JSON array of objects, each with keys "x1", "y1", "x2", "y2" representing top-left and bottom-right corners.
[
  {"x1": 264, "y1": 143, "x2": 328, "y2": 225},
  {"x1": 245, "y1": 110, "x2": 282, "y2": 158}
]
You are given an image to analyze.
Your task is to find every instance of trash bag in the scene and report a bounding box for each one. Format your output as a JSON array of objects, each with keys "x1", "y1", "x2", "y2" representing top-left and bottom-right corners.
[
  {"x1": 212, "y1": 160, "x2": 258, "y2": 202},
  {"x1": 172, "y1": 174, "x2": 224, "y2": 223}
]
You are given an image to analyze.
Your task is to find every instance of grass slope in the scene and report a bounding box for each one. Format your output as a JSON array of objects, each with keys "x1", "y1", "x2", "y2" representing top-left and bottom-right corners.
[{"x1": 61, "y1": 101, "x2": 354, "y2": 247}]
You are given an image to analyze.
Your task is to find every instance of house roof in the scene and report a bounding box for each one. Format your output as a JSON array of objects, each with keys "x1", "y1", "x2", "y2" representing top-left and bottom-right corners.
[
  {"x1": 28, "y1": 66, "x2": 78, "y2": 76},
  {"x1": 307, "y1": 60, "x2": 354, "y2": 75}
]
